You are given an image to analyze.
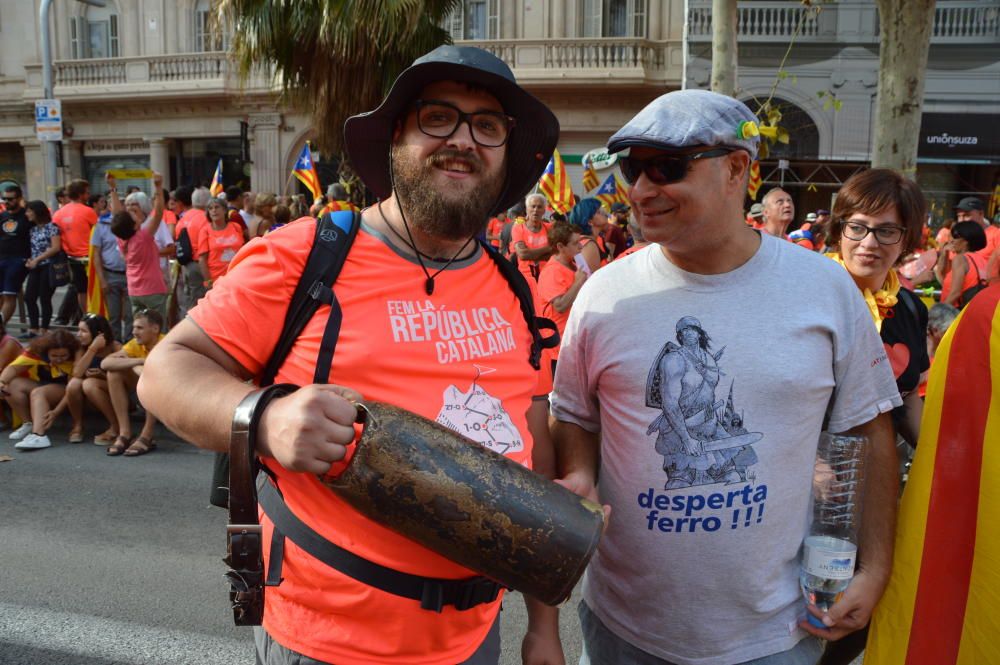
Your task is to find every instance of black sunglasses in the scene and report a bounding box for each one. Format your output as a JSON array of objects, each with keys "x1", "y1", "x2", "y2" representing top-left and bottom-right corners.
[
  {"x1": 2, "y1": 197, "x2": 18, "y2": 202},
  {"x1": 619, "y1": 148, "x2": 736, "y2": 186}
]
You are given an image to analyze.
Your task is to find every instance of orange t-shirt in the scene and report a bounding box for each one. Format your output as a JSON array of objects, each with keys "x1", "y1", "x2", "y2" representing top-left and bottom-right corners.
[
  {"x1": 197, "y1": 221, "x2": 245, "y2": 281},
  {"x1": 487, "y1": 217, "x2": 504, "y2": 248},
  {"x1": 175, "y1": 208, "x2": 209, "y2": 258},
  {"x1": 52, "y1": 201, "x2": 97, "y2": 258},
  {"x1": 942, "y1": 252, "x2": 988, "y2": 306},
  {"x1": 537, "y1": 259, "x2": 576, "y2": 359},
  {"x1": 511, "y1": 221, "x2": 550, "y2": 280},
  {"x1": 189, "y1": 219, "x2": 538, "y2": 665},
  {"x1": 975, "y1": 225, "x2": 1000, "y2": 280}
]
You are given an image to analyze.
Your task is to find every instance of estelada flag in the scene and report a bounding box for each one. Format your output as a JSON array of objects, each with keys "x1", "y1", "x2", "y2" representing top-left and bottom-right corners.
[
  {"x1": 293, "y1": 142, "x2": 322, "y2": 202},
  {"x1": 748, "y1": 160, "x2": 763, "y2": 200},
  {"x1": 538, "y1": 149, "x2": 574, "y2": 214},
  {"x1": 595, "y1": 172, "x2": 628, "y2": 210},
  {"x1": 86, "y1": 225, "x2": 107, "y2": 318},
  {"x1": 582, "y1": 155, "x2": 600, "y2": 192},
  {"x1": 864, "y1": 284, "x2": 1000, "y2": 665},
  {"x1": 209, "y1": 158, "x2": 224, "y2": 197}
]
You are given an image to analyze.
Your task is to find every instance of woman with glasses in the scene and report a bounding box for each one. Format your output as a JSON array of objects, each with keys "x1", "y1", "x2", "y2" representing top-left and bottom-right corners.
[
  {"x1": 22, "y1": 200, "x2": 63, "y2": 338},
  {"x1": 934, "y1": 221, "x2": 988, "y2": 309},
  {"x1": 820, "y1": 167, "x2": 929, "y2": 665}
]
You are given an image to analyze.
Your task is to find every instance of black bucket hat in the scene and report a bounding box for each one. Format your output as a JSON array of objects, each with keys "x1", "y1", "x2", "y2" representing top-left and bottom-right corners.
[{"x1": 344, "y1": 45, "x2": 559, "y2": 215}]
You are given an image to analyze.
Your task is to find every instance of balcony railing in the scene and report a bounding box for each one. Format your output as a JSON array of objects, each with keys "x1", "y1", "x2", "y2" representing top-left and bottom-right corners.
[
  {"x1": 688, "y1": 0, "x2": 1000, "y2": 44},
  {"x1": 454, "y1": 38, "x2": 679, "y2": 84},
  {"x1": 688, "y1": 2, "x2": 823, "y2": 41},
  {"x1": 23, "y1": 51, "x2": 274, "y2": 101}
]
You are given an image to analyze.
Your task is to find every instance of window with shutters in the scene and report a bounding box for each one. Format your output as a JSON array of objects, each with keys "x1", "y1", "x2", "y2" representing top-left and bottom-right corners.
[
  {"x1": 69, "y1": 3, "x2": 120, "y2": 59},
  {"x1": 195, "y1": 0, "x2": 229, "y2": 51},
  {"x1": 443, "y1": 0, "x2": 500, "y2": 40},
  {"x1": 581, "y1": 0, "x2": 648, "y2": 38}
]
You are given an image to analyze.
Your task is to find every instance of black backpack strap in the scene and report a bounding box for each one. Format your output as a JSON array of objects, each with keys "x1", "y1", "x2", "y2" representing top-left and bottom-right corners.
[
  {"x1": 259, "y1": 210, "x2": 361, "y2": 387},
  {"x1": 257, "y1": 472, "x2": 502, "y2": 612},
  {"x1": 478, "y1": 240, "x2": 560, "y2": 370}
]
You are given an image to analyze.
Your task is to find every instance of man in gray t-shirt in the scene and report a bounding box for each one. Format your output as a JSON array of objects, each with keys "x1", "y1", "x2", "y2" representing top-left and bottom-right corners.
[{"x1": 551, "y1": 90, "x2": 901, "y2": 665}]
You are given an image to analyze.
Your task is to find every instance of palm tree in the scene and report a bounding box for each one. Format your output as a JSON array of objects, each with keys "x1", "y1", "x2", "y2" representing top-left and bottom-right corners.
[{"x1": 219, "y1": 0, "x2": 460, "y2": 159}]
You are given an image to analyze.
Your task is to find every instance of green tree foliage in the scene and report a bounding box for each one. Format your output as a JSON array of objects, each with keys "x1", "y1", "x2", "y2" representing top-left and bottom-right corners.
[{"x1": 219, "y1": 0, "x2": 461, "y2": 155}]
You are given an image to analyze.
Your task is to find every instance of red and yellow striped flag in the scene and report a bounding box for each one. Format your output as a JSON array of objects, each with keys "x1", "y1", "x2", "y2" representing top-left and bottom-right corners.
[
  {"x1": 209, "y1": 158, "x2": 224, "y2": 197},
  {"x1": 538, "y1": 149, "x2": 574, "y2": 214},
  {"x1": 86, "y1": 226, "x2": 107, "y2": 318},
  {"x1": 987, "y1": 183, "x2": 1000, "y2": 220},
  {"x1": 748, "y1": 160, "x2": 763, "y2": 200},
  {"x1": 582, "y1": 155, "x2": 600, "y2": 192},
  {"x1": 595, "y1": 172, "x2": 629, "y2": 210},
  {"x1": 292, "y1": 142, "x2": 322, "y2": 202},
  {"x1": 864, "y1": 284, "x2": 1000, "y2": 665}
]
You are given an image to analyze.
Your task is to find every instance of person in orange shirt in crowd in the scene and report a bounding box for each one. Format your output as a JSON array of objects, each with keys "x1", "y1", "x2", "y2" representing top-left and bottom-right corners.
[
  {"x1": 537, "y1": 221, "x2": 585, "y2": 373},
  {"x1": 935, "y1": 220, "x2": 988, "y2": 308},
  {"x1": 52, "y1": 179, "x2": 97, "y2": 323},
  {"x1": 199, "y1": 198, "x2": 245, "y2": 288},
  {"x1": 172, "y1": 185, "x2": 210, "y2": 314},
  {"x1": 486, "y1": 212, "x2": 505, "y2": 249},
  {"x1": 511, "y1": 192, "x2": 551, "y2": 280},
  {"x1": 954, "y1": 197, "x2": 1000, "y2": 282},
  {"x1": 138, "y1": 45, "x2": 564, "y2": 665}
]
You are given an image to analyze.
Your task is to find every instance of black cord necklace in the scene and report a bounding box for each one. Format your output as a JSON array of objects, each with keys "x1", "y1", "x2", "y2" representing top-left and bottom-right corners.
[{"x1": 377, "y1": 201, "x2": 475, "y2": 296}]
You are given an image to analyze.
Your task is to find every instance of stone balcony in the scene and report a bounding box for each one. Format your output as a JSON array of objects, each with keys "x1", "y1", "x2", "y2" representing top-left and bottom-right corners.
[
  {"x1": 453, "y1": 37, "x2": 683, "y2": 88},
  {"x1": 22, "y1": 52, "x2": 274, "y2": 102},
  {"x1": 687, "y1": 0, "x2": 1000, "y2": 45}
]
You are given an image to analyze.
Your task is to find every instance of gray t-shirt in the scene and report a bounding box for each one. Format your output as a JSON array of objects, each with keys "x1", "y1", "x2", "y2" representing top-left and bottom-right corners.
[{"x1": 551, "y1": 234, "x2": 901, "y2": 665}]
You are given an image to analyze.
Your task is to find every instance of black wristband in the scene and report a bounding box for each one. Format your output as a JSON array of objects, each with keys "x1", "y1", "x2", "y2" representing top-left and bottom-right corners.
[{"x1": 229, "y1": 383, "x2": 297, "y2": 526}]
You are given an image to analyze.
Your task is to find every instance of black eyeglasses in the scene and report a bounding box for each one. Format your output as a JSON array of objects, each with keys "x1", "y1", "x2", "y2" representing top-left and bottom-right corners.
[
  {"x1": 618, "y1": 148, "x2": 735, "y2": 185},
  {"x1": 413, "y1": 99, "x2": 515, "y2": 148},
  {"x1": 840, "y1": 220, "x2": 906, "y2": 245}
]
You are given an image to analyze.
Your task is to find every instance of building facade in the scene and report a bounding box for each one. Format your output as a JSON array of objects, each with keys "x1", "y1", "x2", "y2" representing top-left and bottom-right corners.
[
  {"x1": 686, "y1": 0, "x2": 1000, "y2": 217},
  {"x1": 0, "y1": 0, "x2": 997, "y2": 218}
]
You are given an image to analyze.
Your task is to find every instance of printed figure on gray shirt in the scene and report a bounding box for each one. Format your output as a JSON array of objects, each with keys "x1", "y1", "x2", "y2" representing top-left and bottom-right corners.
[{"x1": 646, "y1": 316, "x2": 762, "y2": 490}]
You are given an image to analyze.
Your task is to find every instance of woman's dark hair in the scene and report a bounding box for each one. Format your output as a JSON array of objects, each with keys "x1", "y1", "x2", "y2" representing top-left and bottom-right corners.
[
  {"x1": 547, "y1": 221, "x2": 580, "y2": 249},
  {"x1": 28, "y1": 329, "x2": 80, "y2": 360},
  {"x1": 110, "y1": 211, "x2": 137, "y2": 240},
  {"x1": 830, "y1": 168, "x2": 927, "y2": 256},
  {"x1": 83, "y1": 313, "x2": 114, "y2": 345},
  {"x1": 951, "y1": 221, "x2": 987, "y2": 253},
  {"x1": 274, "y1": 204, "x2": 291, "y2": 227},
  {"x1": 25, "y1": 200, "x2": 51, "y2": 225}
]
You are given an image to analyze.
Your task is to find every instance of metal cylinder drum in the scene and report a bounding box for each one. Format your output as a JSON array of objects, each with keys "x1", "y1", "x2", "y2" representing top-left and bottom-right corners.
[{"x1": 321, "y1": 401, "x2": 605, "y2": 606}]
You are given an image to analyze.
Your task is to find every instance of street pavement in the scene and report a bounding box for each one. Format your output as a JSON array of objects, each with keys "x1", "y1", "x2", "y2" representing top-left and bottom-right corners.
[{"x1": 0, "y1": 415, "x2": 583, "y2": 665}]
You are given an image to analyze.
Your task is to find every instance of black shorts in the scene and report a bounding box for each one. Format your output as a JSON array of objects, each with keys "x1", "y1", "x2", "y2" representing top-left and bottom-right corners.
[{"x1": 68, "y1": 258, "x2": 88, "y2": 292}]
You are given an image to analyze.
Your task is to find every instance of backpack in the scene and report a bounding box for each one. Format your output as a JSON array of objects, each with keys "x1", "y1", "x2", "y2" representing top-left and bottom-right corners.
[
  {"x1": 175, "y1": 227, "x2": 194, "y2": 265},
  {"x1": 220, "y1": 211, "x2": 559, "y2": 623}
]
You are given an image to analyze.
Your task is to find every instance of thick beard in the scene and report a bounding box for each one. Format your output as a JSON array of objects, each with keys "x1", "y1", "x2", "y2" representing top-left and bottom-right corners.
[{"x1": 390, "y1": 145, "x2": 505, "y2": 242}]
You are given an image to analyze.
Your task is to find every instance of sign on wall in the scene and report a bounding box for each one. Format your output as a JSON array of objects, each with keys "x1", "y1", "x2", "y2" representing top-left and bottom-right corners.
[
  {"x1": 919, "y1": 114, "x2": 998, "y2": 162},
  {"x1": 34, "y1": 99, "x2": 62, "y2": 142}
]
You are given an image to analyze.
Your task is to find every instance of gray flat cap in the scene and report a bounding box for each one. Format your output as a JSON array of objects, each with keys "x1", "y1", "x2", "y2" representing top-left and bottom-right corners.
[{"x1": 607, "y1": 89, "x2": 760, "y2": 159}]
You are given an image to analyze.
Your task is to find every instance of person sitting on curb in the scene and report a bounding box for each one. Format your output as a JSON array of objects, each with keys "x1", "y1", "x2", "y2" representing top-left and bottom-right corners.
[
  {"x1": 1, "y1": 329, "x2": 80, "y2": 450},
  {"x1": 0, "y1": 317, "x2": 23, "y2": 429},
  {"x1": 102, "y1": 309, "x2": 165, "y2": 457},
  {"x1": 65, "y1": 314, "x2": 121, "y2": 445}
]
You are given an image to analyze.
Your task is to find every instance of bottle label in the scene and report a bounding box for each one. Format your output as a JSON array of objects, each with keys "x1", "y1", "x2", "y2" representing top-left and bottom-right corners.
[{"x1": 802, "y1": 537, "x2": 857, "y2": 580}]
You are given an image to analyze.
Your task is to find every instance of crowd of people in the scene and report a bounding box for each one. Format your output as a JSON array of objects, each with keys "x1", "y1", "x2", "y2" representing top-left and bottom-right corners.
[
  {"x1": 0, "y1": 173, "x2": 358, "y2": 453},
  {"x1": 3, "y1": 42, "x2": 997, "y2": 665}
]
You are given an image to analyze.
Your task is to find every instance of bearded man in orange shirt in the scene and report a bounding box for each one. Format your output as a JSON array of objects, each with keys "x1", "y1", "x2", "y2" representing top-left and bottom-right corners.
[{"x1": 139, "y1": 46, "x2": 564, "y2": 665}]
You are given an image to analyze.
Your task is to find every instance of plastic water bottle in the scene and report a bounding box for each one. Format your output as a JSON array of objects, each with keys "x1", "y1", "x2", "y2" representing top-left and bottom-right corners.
[{"x1": 800, "y1": 432, "x2": 867, "y2": 628}]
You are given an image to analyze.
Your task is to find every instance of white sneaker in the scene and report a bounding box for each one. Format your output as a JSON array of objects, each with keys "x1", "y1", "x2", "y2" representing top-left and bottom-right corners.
[
  {"x1": 9, "y1": 422, "x2": 33, "y2": 440},
  {"x1": 15, "y1": 433, "x2": 51, "y2": 450}
]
